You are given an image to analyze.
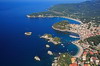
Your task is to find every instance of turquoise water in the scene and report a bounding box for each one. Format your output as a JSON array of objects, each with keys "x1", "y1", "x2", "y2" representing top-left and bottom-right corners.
[{"x1": 0, "y1": 2, "x2": 80, "y2": 66}]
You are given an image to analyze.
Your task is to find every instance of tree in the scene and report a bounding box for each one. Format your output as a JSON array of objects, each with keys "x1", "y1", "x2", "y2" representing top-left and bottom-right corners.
[
  {"x1": 53, "y1": 37, "x2": 61, "y2": 42},
  {"x1": 57, "y1": 53, "x2": 72, "y2": 66}
]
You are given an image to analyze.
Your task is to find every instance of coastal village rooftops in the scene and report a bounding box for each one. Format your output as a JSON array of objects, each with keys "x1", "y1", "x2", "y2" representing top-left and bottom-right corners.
[
  {"x1": 71, "y1": 57, "x2": 76, "y2": 63},
  {"x1": 89, "y1": 51, "x2": 94, "y2": 55},
  {"x1": 83, "y1": 52, "x2": 88, "y2": 55},
  {"x1": 84, "y1": 64, "x2": 90, "y2": 66},
  {"x1": 70, "y1": 63, "x2": 78, "y2": 66}
]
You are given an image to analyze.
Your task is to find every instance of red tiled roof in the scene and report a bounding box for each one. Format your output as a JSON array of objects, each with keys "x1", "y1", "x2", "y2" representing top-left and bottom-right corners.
[
  {"x1": 92, "y1": 57, "x2": 96, "y2": 60},
  {"x1": 89, "y1": 51, "x2": 94, "y2": 55},
  {"x1": 83, "y1": 52, "x2": 88, "y2": 55},
  {"x1": 70, "y1": 63, "x2": 78, "y2": 66},
  {"x1": 84, "y1": 64, "x2": 88, "y2": 66}
]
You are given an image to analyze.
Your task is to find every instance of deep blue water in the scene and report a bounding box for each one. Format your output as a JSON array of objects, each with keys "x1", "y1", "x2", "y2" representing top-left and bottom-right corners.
[{"x1": 0, "y1": 2, "x2": 80, "y2": 66}]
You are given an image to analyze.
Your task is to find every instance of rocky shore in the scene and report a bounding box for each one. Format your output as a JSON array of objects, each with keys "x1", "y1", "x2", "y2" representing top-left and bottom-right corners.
[
  {"x1": 40, "y1": 34, "x2": 61, "y2": 45},
  {"x1": 26, "y1": 15, "x2": 83, "y2": 24}
]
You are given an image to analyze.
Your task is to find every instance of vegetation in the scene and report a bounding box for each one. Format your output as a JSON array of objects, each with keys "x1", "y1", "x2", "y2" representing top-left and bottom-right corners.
[
  {"x1": 44, "y1": 34, "x2": 52, "y2": 38},
  {"x1": 53, "y1": 20, "x2": 70, "y2": 30},
  {"x1": 53, "y1": 37, "x2": 61, "y2": 43},
  {"x1": 42, "y1": 34, "x2": 61, "y2": 44},
  {"x1": 29, "y1": 0, "x2": 100, "y2": 24},
  {"x1": 30, "y1": 11, "x2": 61, "y2": 17},
  {"x1": 84, "y1": 35, "x2": 100, "y2": 46},
  {"x1": 57, "y1": 53, "x2": 72, "y2": 66}
]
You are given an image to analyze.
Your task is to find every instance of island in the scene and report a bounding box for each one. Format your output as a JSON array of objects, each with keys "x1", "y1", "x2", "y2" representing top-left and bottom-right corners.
[
  {"x1": 34, "y1": 56, "x2": 41, "y2": 61},
  {"x1": 52, "y1": 20, "x2": 70, "y2": 31},
  {"x1": 46, "y1": 44, "x2": 50, "y2": 48},
  {"x1": 24, "y1": 32, "x2": 32, "y2": 36},
  {"x1": 27, "y1": 0, "x2": 100, "y2": 65},
  {"x1": 52, "y1": 20, "x2": 100, "y2": 65},
  {"x1": 47, "y1": 51, "x2": 53, "y2": 55},
  {"x1": 27, "y1": 0, "x2": 100, "y2": 25},
  {"x1": 40, "y1": 34, "x2": 61, "y2": 45}
]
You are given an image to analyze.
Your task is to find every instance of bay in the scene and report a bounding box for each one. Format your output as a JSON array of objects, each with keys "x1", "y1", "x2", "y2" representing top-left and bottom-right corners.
[{"x1": 0, "y1": 2, "x2": 80, "y2": 66}]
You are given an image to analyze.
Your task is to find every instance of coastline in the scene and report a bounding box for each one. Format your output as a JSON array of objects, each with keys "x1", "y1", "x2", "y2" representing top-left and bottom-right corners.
[
  {"x1": 26, "y1": 15, "x2": 83, "y2": 24},
  {"x1": 52, "y1": 26, "x2": 68, "y2": 32},
  {"x1": 27, "y1": 15, "x2": 84, "y2": 58},
  {"x1": 52, "y1": 26, "x2": 83, "y2": 58},
  {"x1": 61, "y1": 16, "x2": 83, "y2": 24},
  {"x1": 73, "y1": 43, "x2": 83, "y2": 58}
]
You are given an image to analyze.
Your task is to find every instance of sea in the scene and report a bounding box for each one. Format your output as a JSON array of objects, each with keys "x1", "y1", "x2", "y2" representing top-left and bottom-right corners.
[{"x1": 0, "y1": 1, "x2": 80, "y2": 66}]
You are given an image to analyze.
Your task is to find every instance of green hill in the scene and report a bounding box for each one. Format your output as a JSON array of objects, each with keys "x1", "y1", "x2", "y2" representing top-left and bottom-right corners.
[
  {"x1": 29, "y1": 0, "x2": 100, "y2": 24},
  {"x1": 84, "y1": 35, "x2": 100, "y2": 46}
]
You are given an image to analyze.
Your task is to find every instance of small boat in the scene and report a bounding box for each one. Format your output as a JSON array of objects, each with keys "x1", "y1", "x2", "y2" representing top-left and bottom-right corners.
[
  {"x1": 34, "y1": 56, "x2": 41, "y2": 61},
  {"x1": 24, "y1": 32, "x2": 32, "y2": 36}
]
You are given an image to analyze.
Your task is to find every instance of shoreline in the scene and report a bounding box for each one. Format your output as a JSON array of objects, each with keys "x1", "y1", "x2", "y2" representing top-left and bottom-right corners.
[
  {"x1": 26, "y1": 15, "x2": 83, "y2": 24},
  {"x1": 52, "y1": 19, "x2": 84, "y2": 58},
  {"x1": 60, "y1": 16, "x2": 83, "y2": 24},
  {"x1": 73, "y1": 43, "x2": 83, "y2": 58},
  {"x1": 52, "y1": 26, "x2": 68, "y2": 32},
  {"x1": 27, "y1": 15, "x2": 84, "y2": 58},
  {"x1": 52, "y1": 26, "x2": 83, "y2": 58}
]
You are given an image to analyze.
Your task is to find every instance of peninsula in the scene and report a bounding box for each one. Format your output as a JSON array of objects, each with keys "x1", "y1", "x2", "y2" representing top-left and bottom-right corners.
[
  {"x1": 28, "y1": 0, "x2": 100, "y2": 25},
  {"x1": 52, "y1": 20, "x2": 70, "y2": 31},
  {"x1": 28, "y1": 0, "x2": 100, "y2": 66},
  {"x1": 52, "y1": 20, "x2": 100, "y2": 66}
]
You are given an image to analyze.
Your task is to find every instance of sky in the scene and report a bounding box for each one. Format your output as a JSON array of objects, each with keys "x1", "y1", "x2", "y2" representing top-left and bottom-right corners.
[{"x1": 0, "y1": 0, "x2": 87, "y2": 2}]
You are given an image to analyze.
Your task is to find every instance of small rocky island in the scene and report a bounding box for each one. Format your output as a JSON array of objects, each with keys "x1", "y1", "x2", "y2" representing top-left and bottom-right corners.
[
  {"x1": 34, "y1": 56, "x2": 41, "y2": 61},
  {"x1": 40, "y1": 34, "x2": 61, "y2": 45},
  {"x1": 24, "y1": 32, "x2": 32, "y2": 36},
  {"x1": 52, "y1": 20, "x2": 71, "y2": 31}
]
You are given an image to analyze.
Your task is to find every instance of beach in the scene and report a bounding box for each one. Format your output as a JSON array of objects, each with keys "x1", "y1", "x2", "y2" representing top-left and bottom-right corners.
[
  {"x1": 73, "y1": 44, "x2": 83, "y2": 58},
  {"x1": 27, "y1": 14, "x2": 84, "y2": 58},
  {"x1": 61, "y1": 16, "x2": 83, "y2": 24},
  {"x1": 27, "y1": 15, "x2": 83, "y2": 24}
]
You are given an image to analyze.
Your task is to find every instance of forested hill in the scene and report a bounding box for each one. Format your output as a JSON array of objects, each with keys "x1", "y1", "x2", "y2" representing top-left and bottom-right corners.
[
  {"x1": 48, "y1": 0, "x2": 100, "y2": 24},
  {"x1": 30, "y1": 0, "x2": 100, "y2": 24}
]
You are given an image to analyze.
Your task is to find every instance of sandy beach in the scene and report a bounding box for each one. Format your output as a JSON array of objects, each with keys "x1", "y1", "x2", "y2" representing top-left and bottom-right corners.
[
  {"x1": 60, "y1": 16, "x2": 83, "y2": 24},
  {"x1": 27, "y1": 15, "x2": 83, "y2": 24},
  {"x1": 73, "y1": 44, "x2": 83, "y2": 58},
  {"x1": 28, "y1": 15, "x2": 84, "y2": 58}
]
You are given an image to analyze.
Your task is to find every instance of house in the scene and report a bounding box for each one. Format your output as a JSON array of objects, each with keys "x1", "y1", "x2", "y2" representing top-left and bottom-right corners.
[
  {"x1": 70, "y1": 63, "x2": 78, "y2": 66},
  {"x1": 71, "y1": 57, "x2": 76, "y2": 63}
]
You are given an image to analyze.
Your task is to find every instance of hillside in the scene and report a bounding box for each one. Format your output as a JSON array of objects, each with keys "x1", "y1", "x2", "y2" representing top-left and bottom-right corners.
[
  {"x1": 84, "y1": 35, "x2": 100, "y2": 46},
  {"x1": 29, "y1": 0, "x2": 100, "y2": 24}
]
